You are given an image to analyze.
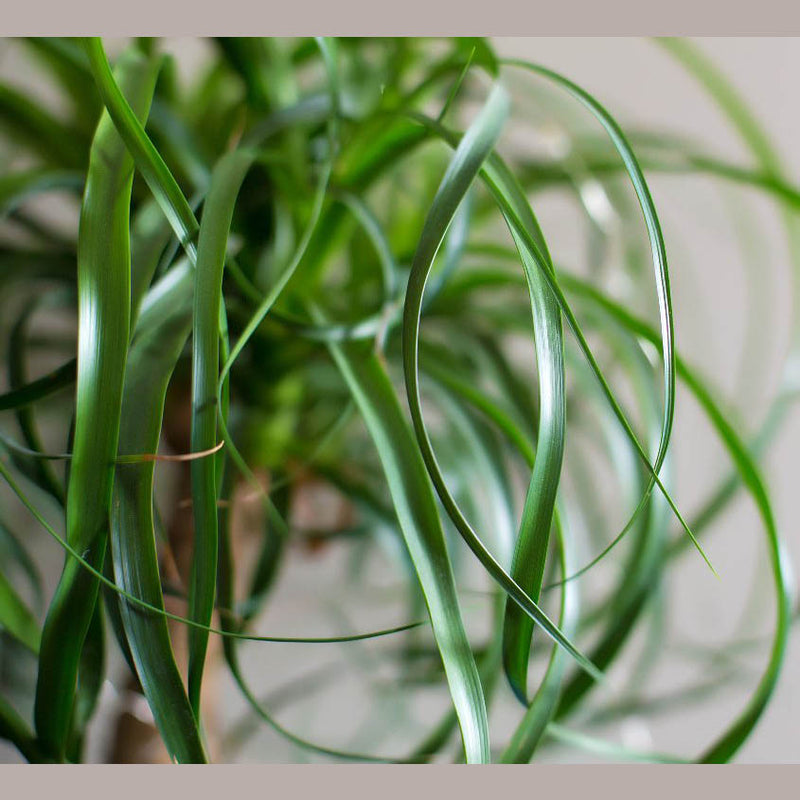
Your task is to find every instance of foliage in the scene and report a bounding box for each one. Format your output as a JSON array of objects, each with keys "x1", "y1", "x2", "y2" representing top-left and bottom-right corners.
[{"x1": 0, "y1": 36, "x2": 796, "y2": 763}]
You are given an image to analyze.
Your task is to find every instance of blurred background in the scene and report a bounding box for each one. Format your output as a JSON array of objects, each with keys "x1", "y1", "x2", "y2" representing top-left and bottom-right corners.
[{"x1": 0, "y1": 37, "x2": 798, "y2": 763}]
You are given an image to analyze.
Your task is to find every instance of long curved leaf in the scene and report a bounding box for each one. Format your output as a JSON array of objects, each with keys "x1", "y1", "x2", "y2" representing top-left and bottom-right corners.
[{"x1": 33, "y1": 46, "x2": 159, "y2": 761}]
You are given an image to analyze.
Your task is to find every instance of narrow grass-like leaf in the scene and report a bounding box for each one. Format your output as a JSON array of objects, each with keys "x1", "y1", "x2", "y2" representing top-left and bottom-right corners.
[
  {"x1": 401, "y1": 85, "x2": 603, "y2": 683},
  {"x1": 0, "y1": 695, "x2": 47, "y2": 763},
  {"x1": 497, "y1": 156, "x2": 566, "y2": 704},
  {"x1": 111, "y1": 258, "x2": 207, "y2": 762},
  {"x1": 0, "y1": 567, "x2": 40, "y2": 653},
  {"x1": 544, "y1": 722, "x2": 687, "y2": 763},
  {"x1": 0, "y1": 359, "x2": 76, "y2": 411},
  {"x1": 33, "y1": 46, "x2": 159, "y2": 761},
  {"x1": 560, "y1": 275, "x2": 793, "y2": 762},
  {"x1": 8, "y1": 294, "x2": 69, "y2": 504},
  {"x1": 0, "y1": 517, "x2": 43, "y2": 612},
  {"x1": 186, "y1": 149, "x2": 255, "y2": 716},
  {"x1": 500, "y1": 502, "x2": 578, "y2": 762},
  {"x1": 83, "y1": 37, "x2": 200, "y2": 263},
  {"x1": 404, "y1": 377, "x2": 513, "y2": 762},
  {"x1": 68, "y1": 600, "x2": 105, "y2": 762},
  {"x1": 327, "y1": 337, "x2": 490, "y2": 764}
]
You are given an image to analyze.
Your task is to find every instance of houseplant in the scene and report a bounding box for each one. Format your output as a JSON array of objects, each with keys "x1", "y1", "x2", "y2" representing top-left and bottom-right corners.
[{"x1": 0, "y1": 36, "x2": 796, "y2": 763}]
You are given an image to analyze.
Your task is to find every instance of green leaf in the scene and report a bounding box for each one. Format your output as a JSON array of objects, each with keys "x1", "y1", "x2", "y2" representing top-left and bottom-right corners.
[
  {"x1": 0, "y1": 694, "x2": 47, "y2": 763},
  {"x1": 327, "y1": 337, "x2": 490, "y2": 764},
  {"x1": 33, "y1": 45, "x2": 160, "y2": 762},
  {"x1": 0, "y1": 568, "x2": 40, "y2": 653},
  {"x1": 401, "y1": 84, "x2": 603, "y2": 684},
  {"x1": 501, "y1": 504, "x2": 579, "y2": 762},
  {"x1": 0, "y1": 360, "x2": 75, "y2": 411},
  {"x1": 560, "y1": 274, "x2": 793, "y2": 762},
  {"x1": 0, "y1": 81, "x2": 88, "y2": 168},
  {"x1": 83, "y1": 37, "x2": 200, "y2": 264},
  {"x1": 111, "y1": 258, "x2": 207, "y2": 763},
  {"x1": 187, "y1": 148, "x2": 255, "y2": 716}
]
